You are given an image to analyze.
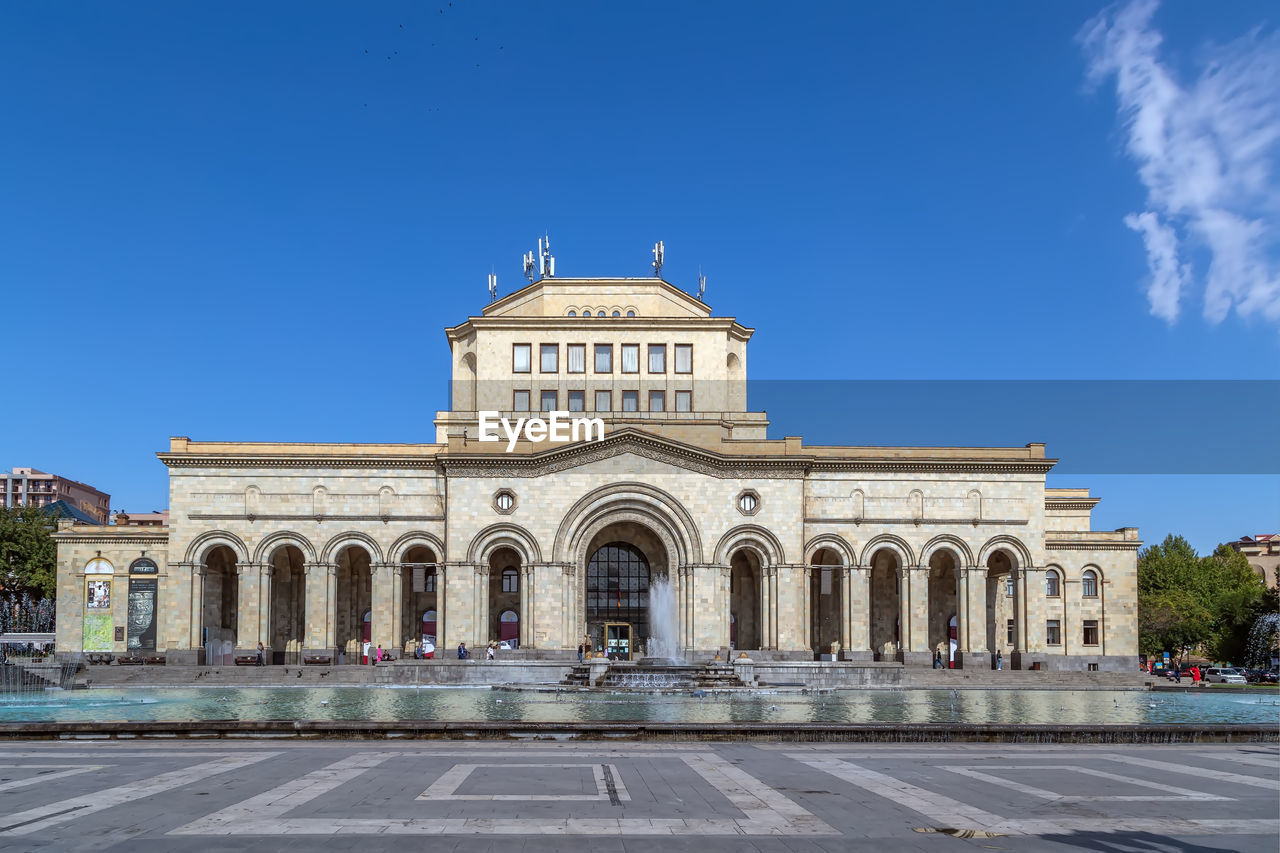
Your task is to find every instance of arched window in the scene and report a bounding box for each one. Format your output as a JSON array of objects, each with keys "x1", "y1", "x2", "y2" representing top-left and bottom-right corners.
[
  {"x1": 597, "y1": 310, "x2": 606, "y2": 317},
  {"x1": 626, "y1": 310, "x2": 636, "y2": 317},
  {"x1": 1005, "y1": 574, "x2": 1016, "y2": 597},
  {"x1": 1081, "y1": 570, "x2": 1098, "y2": 597},
  {"x1": 585, "y1": 542, "x2": 650, "y2": 634},
  {"x1": 568, "y1": 310, "x2": 576, "y2": 317},
  {"x1": 1045, "y1": 569, "x2": 1060, "y2": 597},
  {"x1": 612, "y1": 310, "x2": 620, "y2": 317},
  {"x1": 501, "y1": 567, "x2": 519, "y2": 593}
]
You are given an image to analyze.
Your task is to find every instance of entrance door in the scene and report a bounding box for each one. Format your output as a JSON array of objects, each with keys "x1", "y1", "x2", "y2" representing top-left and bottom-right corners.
[{"x1": 605, "y1": 623, "x2": 632, "y2": 661}]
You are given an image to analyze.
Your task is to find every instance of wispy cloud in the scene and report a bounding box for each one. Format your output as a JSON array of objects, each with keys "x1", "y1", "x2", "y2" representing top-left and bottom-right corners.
[{"x1": 1080, "y1": 0, "x2": 1280, "y2": 325}]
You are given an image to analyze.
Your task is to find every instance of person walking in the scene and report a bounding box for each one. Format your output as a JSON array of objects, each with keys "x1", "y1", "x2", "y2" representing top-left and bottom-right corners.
[
  {"x1": 996, "y1": 650, "x2": 1003, "y2": 671},
  {"x1": 256, "y1": 642, "x2": 264, "y2": 667},
  {"x1": 933, "y1": 650, "x2": 942, "y2": 670},
  {"x1": 376, "y1": 644, "x2": 384, "y2": 663},
  {"x1": 486, "y1": 642, "x2": 496, "y2": 661},
  {"x1": 577, "y1": 642, "x2": 584, "y2": 663}
]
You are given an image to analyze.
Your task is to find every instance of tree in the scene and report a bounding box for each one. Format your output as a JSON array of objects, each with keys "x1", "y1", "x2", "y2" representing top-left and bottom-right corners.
[
  {"x1": 0, "y1": 505, "x2": 57, "y2": 599},
  {"x1": 1137, "y1": 535, "x2": 1268, "y2": 664}
]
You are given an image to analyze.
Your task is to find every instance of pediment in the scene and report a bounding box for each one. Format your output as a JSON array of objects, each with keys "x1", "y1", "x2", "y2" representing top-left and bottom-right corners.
[{"x1": 440, "y1": 428, "x2": 807, "y2": 479}]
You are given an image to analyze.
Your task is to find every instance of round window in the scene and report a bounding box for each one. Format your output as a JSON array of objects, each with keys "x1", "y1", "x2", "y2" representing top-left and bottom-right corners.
[
  {"x1": 493, "y1": 489, "x2": 517, "y2": 514},
  {"x1": 737, "y1": 490, "x2": 761, "y2": 515}
]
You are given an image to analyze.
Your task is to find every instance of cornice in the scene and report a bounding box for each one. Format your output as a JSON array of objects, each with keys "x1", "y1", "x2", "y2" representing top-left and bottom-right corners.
[
  {"x1": 1045, "y1": 539, "x2": 1141, "y2": 552},
  {"x1": 188, "y1": 514, "x2": 444, "y2": 522},
  {"x1": 52, "y1": 530, "x2": 169, "y2": 545},
  {"x1": 804, "y1": 517, "x2": 1028, "y2": 526},
  {"x1": 159, "y1": 454, "x2": 444, "y2": 471},
  {"x1": 1045, "y1": 500, "x2": 1101, "y2": 511},
  {"x1": 809, "y1": 459, "x2": 1057, "y2": 475}
]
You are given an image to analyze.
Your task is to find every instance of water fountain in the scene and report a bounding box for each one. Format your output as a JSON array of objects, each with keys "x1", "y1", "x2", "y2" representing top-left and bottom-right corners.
[
  {"x1": 0, "y1": 594, "x2": 81, "y2": 696},
  {"x1": 645, "y1": 575, "x2": 683, "y2": 664},
  {"x1": 1244, "y1": 611, "x2": 1280, "y2": 668}
]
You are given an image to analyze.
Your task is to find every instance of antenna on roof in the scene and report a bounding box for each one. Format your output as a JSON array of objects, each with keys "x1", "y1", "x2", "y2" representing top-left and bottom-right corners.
[
  {"x1": 522, "y1": 250, "x2": 535, "y2": 282},
  {"x1": 488, "y1": 268, "x2": 497, "y2": 302},
  {"x1": 652, "y1": 240, "x2": 664, "y2": 277},
  {"x1": 697, "y1": 266, "x2": 706, "y2": 302},
  {"x1": 537, "y1": 233, "x2": 555, "y2": 278}
]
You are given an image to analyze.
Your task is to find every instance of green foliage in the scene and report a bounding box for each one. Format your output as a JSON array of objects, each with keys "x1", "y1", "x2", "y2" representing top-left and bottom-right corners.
[
  {"x1": 0, "y1": 505, "x2": 57, "y2": 599},
  {"x1": 1137, "y1": 534, "x2": 1268, "y2": 664}
]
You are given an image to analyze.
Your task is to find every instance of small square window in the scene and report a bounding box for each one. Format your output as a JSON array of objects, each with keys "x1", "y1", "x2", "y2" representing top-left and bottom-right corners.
[
  {"x1": 621, "y1": 344, "x2": 639, "y2": 374},
  {"x1": 675, "y1": 390, "x2": 692, "y2": 412},
  {"x1": 649, "y1": 390, "x2": 665, "y2": 412},
  {"x1": 512, "y1": 390, "x2": 530, "y2": 412},
  {"x1": 1083, "y1": 619, "x2": 1099, "y2": 646},
  {"x1": 567, "y1": 390, "x2": 585, "y2": 412},
  {"x1": 594, "y1": 390, "x2": 611, "y2": 412},
  {"x1": 567, "y1": 344, "x2": 586, "y2": 374},
  {"x1": 648, "y1": 344, "x2": 666, "y2": 373},
  {"x1": 1046, "y1": 619, "x2": 1061, "y2": 646},
  {"x1": 674, "y1": 344, "x2": 693, "y2": 374},
  {"x1": 540, "y1": 390, "x2": 557, "y2": 412},
  {"x1": 512, "y1": 344, "x2": 531, "y2": 374},
  {"x1": 621, "y1": 390, "x2": 638, "y2": 412},
  {"x1": 594, "y1": 344, "x2": 612, "y2": 373},
  {"x1": 540, "y1": 344, "x2": 558, "y2": 373}
]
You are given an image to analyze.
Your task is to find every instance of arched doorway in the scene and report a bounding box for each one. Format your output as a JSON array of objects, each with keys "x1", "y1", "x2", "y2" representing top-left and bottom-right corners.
[
  {"x1": 986, "y1": 549, "x2": 1018, "y2": 663},
  {"x1": 399, "y1": 545, "x2": 439, "y2": 656},
  {"x1": 488, "y1": 548, "x2": 521, "y2": 648},
  {"x1": 810, "y1": 548, "x2": 843, "y2": 657},
  {"x1": 499, "y1": 609, "x2": 519, "y2": 643},
  {"x1": 729, "y1": 548, "x2": 761, "y2": 650},
  {"x1": 585, "y1": 541, "x2": 651, "y2": 660},
  {"x1": 334, "y1": 545, "x2": 373, "y2": 665},
  {"x1": 928, "y1": 549, "x2": 959, "y2": 667},
  {"x1": 202, "y1": 545, "x2": 238, "y2": 665},
  {"x1": 869, "y1": 547, "x2": 901, "y2": 660},
  {"x1": 268, "y1": 544, "x2": 306, "y2": 665}
]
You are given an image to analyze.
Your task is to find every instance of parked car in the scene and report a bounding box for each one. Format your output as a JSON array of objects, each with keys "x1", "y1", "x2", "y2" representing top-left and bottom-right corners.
[
  {"x1": 1203, "y1": 667, "x2": 1246, "y2": 684},
  {"x1": 1262, "y1": 667, "x2": 1279, "y2": 684}
]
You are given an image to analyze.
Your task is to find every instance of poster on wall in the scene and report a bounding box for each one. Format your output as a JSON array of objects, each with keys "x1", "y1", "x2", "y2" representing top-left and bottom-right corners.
[
  {"x1": 128, "y1": 578, "x2": 158, "y2": 650},
  {"x1": 86, "y1": 579, "x2": 111, "y2": 610}
]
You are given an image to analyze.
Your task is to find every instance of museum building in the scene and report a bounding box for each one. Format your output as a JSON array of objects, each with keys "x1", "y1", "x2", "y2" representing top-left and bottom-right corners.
[{"x1": 54, "y1": 276, "x2": 1140, "y2": 670}]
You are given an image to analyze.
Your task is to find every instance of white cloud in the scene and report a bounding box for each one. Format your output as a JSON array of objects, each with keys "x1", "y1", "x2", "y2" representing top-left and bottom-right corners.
[{"x1": 1080, "y1": 0, "x2": 1280, "y2": 325}]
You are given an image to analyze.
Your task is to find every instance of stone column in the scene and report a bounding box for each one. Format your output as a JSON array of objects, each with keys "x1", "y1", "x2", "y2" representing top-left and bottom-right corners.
[
  {"x1": 302, "y1": 562, "x2": 331, "y2": 656},
  {"x1": 187, "y1": 563, "x2": 205, "y2": 651},
  {"x1": 520, "y1": 564, "x2": 535, "y2": 648},
  {"x1": 768, "y1": 566, "x2": 779, "y2": 649},
  {"x1": 801, "y1": 566, "x2": 813, "y2": 651},
  {"x1": 964, "y1": 567, "x2": 987, "y2": 658},
  {"x1": 839, "y1": 566, "x2": 852, "y2": 652},
  {"x1": 390, "y1": 564, "x2": 404, "y2": 652},
  {"x1": 1017, "y1": 567, "x2": 1043, "y2": 666},
  {"x1": 234, "y1": 562, "x2": 258, "y2": 654},
  {"x1": 847, "y1": 567, "x2": 872, "y2": 660},
  {"x1": 474, "y1": 566, "x2": 490, "y2": 646},
  {"x1": 720, "y1": 565, "x2": 733, "y2": 650},
  {"x1": 325, "y1": 563, "x2": 338, "y2": 653},
  {"x1": 259, "y1": 563, "x2": 274, "y2": 649},
  {"x1": 560, "y1": 564, "x2": 575, "y2": 650}
]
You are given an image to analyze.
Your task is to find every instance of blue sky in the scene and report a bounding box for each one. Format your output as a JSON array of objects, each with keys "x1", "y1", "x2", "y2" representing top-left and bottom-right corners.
[{"x1": 1, "y1": 1, "x2": 1276, "y2": 555}]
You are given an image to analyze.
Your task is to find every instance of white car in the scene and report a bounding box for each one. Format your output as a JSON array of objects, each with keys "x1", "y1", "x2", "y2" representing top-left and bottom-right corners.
[{"x1": 1203, "y1": 667, "x2": 1246, "y2": 684}]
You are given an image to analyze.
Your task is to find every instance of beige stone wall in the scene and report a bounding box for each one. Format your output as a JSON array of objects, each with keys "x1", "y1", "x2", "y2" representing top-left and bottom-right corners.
[{"x1": 52, "y1": 527, "x2": 168, "y2": 655}]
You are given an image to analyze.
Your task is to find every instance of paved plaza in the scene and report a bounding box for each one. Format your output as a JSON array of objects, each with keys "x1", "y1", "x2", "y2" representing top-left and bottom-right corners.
[{"x1": 0, "y1": 740, "x2": 1275, "y2": 851}]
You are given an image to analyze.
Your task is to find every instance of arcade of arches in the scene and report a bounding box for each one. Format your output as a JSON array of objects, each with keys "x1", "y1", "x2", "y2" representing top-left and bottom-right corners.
[{"x1": 169, "y1": 522, "x2": 1104, "y2": 669}]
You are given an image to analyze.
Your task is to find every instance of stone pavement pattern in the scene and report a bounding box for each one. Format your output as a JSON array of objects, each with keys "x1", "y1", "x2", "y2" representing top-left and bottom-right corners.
[{"x1": 0, "y1": 741, "x2": 1275, "y2": 851}]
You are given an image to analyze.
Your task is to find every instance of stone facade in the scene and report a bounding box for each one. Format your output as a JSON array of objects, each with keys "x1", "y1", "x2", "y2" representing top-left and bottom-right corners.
[{"x1": 53, "y1": 277, "x2": 1141, "y2": 669}]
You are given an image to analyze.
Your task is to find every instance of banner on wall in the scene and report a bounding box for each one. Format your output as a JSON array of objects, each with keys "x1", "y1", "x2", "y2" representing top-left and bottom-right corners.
[{"x1": 128, "y1": 578, "x2": 158, "y2": 651}]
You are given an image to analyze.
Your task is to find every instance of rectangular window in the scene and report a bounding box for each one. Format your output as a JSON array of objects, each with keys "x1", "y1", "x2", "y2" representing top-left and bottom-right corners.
[
  {"x1": 512, "y1": 343, "x2": 531, "y2": 374},
  {"x1": 675, "y1": 390, "x2": 692, "y2": 412},
  {"x1": 674, "y1": 344, "x2": 693, "y2": 374},
  {"x1": 621, "y1": 344, "x2": 639, "y2": 374},
  {"x1": 621, "y1": 390, "x2": 639, "y2": 412},
  {"x1": 512, "y1": 390, "x2": 530, "y2": 412},
  {"x1": 1006, "y1": 619, "x2": 1016, "y2": 645},
  {"x1": 1005, "y1": 575, "x2": 1015, "y2": 597},
  {"x1": 594, "y1": 344, "x2": 612, "y2": 373},
  {"x1": 1083, "y1": 620, "x2": 1099, "y2": 646},
  {"x1": 648, "y1": 344, "x2": 666, "y2": 373},
  {"x1": 567, "y1": 390, "x2": 585, "y2": 412},
  {"x1": 540, "y1": 344, "x2": 558, "y2": 373},
  {"x1": 594, "y1": 390, "x2": 611, "y2": 412},
  {"x1": 1046, "y1": 619, "x2": 1061, "y2": 646},
  {"x1": 649, "y1": 390, "x2": 665, "y2": 412},
  {"x1": 424, "y1": 573, "x2": 436, "y2": 593},
  {"x1": 567, "y1": 343, "x2": 585, "y2": 374},
  {"x1": 540, "y1": 390, "x2": 557, "y2": 412}
]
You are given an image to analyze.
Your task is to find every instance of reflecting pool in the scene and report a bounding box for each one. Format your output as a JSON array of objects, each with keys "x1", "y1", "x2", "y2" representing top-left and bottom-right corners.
[{"x1": 1, "y1": 687, "x2": 1278, "y2": 725}]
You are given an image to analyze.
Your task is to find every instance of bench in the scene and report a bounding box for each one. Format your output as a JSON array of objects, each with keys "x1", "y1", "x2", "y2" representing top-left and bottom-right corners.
[
  {"x1": 116, "y1": 655, "x2": 144, "y2": 665},
  {"x1": 87, "y1": 653, "x2": 115, "y2": 665},
  {"x1": 144, "y1": 656, "x2": 166, "y2": 665},
  {"x1": 303, "y1": 655, "x2": 331, "y2": 666},
  {"x1": 234, "y1": 655, "x2": 262, "y2": 666}
]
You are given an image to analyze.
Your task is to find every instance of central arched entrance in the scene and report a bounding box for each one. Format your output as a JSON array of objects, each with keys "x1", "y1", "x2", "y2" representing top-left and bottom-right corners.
[{"x1": 586, "y1": 542, "x2": 650, "y2": 660}]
